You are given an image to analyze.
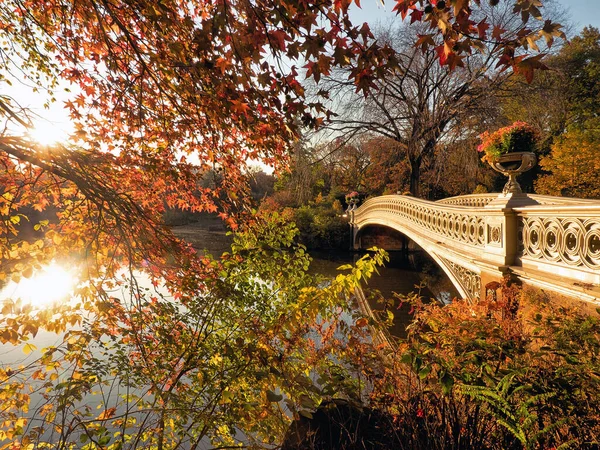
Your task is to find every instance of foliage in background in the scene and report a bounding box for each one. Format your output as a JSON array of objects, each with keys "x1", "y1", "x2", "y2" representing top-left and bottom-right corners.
[
  {"x1": 262, "y1": 192, "x2": 349, "y2": 250},
  {"x1": 536, "y1": 127, "x2": 600, "y2": 198}
]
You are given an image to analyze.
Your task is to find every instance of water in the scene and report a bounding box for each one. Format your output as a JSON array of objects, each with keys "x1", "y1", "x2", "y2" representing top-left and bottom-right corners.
[
  {"x1": 173, "y1": 224, "x2": 444, "y2": 337},
  {"x1": 307, "y1": 250, "x2": 449, "y2": 338}
]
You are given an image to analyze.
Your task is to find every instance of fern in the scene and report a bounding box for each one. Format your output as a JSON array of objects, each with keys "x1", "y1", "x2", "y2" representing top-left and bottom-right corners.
[{"x1": 460, "y1": 372, "x2": 562, "y2": 450}]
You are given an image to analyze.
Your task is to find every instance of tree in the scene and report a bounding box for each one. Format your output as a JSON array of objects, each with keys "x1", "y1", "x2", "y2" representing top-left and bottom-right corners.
[
  {"x1": 0, "y1": 0, "x2": 563, "y2": 447},
  {"x1": 497, "y1": 26, "x2": 600, "y2": 147},
  {"x1": 322, "y1": 136, "x2": 412, "y2": 196},
  {"x1": 317, "y1": 0, "x2": 564, "y2": 197},
  {"x1": 535, "y1": 127, "x2": 600, "y2": 198},
  {"x1": 249, "y1": 168, "x2": 276, "y2": 201},
  {"x1": 552, "y1": 26, "x2": 600, "y2": 131}
]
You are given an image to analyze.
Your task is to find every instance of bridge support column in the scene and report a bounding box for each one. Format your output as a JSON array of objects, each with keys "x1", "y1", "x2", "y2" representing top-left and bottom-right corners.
[
  {"x1": 476, "y1": 193, "x2": 540, "y2": 302},
  {"x1": 478, "y1": 270, "x2": 506, "y2": 301}
]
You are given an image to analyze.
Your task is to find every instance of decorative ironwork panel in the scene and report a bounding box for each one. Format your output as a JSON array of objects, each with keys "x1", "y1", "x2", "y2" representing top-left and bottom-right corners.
[
  {"x1": 487, "y1": 224, "x2": 503, "y2": 246},
  {"x1": 519, "y1": 216, "x2": 600, "y2": 270},
  {"x1": 354, "y1": 197, "x2": 487, "y2": 248},
  {"x1": 439, "y1": 257, "x2": 481, "y2": 300}
]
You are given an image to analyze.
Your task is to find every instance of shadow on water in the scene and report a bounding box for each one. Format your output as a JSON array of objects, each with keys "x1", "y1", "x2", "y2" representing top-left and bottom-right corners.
[{"x1": 309, "y1": 249, "x2": 458, "y2": 339}]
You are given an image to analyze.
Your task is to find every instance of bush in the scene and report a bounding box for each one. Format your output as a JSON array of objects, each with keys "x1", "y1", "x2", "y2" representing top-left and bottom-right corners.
[
  {"x1": 294, "y1": 204, "x2": 349, "y2": 250},
  {"x1": 314, "y1": 282, "x2": 600, "y2": 450},
  {"x1": 261, "y1": 193, "x2": 350, "y2": 250}
]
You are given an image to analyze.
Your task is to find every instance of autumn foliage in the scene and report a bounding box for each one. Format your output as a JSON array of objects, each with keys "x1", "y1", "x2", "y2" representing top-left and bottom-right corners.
[
  {"x1": 351, "y1": 285, "x2": 600, "y2": 449},
  {"x1": 0, "y1": 0, "x2": 567, "y2": 448}
]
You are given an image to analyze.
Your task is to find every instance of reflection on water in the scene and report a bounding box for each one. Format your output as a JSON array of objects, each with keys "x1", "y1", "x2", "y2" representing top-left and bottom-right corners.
[{"x1": 308, "y1": 250, "x2": 452, "y2": 338}]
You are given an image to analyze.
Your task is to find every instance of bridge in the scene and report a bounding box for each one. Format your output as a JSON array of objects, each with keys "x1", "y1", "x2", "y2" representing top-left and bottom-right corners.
[{"x1": 350, "y1": 192, "x2": 600, "y2": 305}]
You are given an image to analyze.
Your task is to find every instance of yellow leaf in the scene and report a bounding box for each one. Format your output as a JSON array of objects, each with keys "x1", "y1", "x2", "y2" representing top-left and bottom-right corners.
[
  {"x1": 22, "y1": 266, "x2": 33, "y2": 279},
  {"x1": 23, "y1": 343, "x2": 37, "y2": 355}
]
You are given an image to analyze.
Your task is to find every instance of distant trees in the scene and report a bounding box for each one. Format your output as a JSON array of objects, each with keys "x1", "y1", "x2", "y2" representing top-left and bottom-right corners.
[
  {"x1": 315, "y1": 0, "x2": 564, "y2": 198},
  {"x1": 536, "y1": 129, "x2": 600, "y2": 198},
  {"x1": 501, "y1": 26, "x2": 600, "y2": 198},
  {"x1": 319, "y1": 27, "x2": 492, "y2": 196}
]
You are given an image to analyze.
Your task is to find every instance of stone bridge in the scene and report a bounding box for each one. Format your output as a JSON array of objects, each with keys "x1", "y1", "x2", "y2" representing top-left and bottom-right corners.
[{"x1": 350, "y1": 193, "x2": 600, "y2": 305}]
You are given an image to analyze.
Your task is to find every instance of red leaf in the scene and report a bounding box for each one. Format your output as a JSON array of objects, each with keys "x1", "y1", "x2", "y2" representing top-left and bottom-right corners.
[
  {"x1": 410, "y1": 8, "x2": 423, "y2": 24},
  {"x1": 415, "y1": 34, "x2": 435, "y2": 53},
  {"x1": 492, "y1": 25, "x2": 506, "y2": 40},
  {"x1": 477, "y1": 20, "x2": 489, "y2": 39},
  {"x1": 269, "y1": 30, "x2": 287, "y2": 51}
]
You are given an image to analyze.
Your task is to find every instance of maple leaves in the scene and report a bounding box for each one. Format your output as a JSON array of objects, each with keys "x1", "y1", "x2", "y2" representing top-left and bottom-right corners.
[
  {"x1": 0, "y1": 1, "x2": 398, "y2": 445},
  {"x1": 393, "y1": 0, "x2": 564, "y2": 78}
]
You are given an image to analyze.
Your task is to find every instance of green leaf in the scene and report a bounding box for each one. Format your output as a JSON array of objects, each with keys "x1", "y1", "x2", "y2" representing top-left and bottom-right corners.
[
  {"x1": 266, "y1": 390, "x2": 283, "y2": 402},
  {"x1": 440, "y1": 372, "x2": 454, "y2": 395},
  {"x1": 418, "y1": 365, "x2": 431, "y2": 380},
  {"x1": 299, "y1": 410, "x2": 313, "y2": 419}
]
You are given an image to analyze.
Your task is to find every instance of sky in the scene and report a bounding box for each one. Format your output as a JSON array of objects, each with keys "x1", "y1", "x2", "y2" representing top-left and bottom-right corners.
[
  {"x1": 349, "y1": 0, "x2": 600, "y2": 31},
  {"x1": 564, "y1": 0, "x2": 600, "y2": 30},
  {"x1": 11, "y1": 0, "x2": 600, "y2": 147}
]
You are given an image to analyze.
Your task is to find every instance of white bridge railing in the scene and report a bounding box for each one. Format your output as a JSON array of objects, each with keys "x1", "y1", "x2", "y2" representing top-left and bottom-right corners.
[{"x1": 351, "y1": 193, "x2": 600, "y2": 302}]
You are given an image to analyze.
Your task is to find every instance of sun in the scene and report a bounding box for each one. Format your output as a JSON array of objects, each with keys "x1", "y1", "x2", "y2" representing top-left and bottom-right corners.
[
  {"x1": 26, "y1": 120, "x2": 69, "y2": 147},
  {"x1": 0, "y1": 262, "x2": 76, "y2": 307}
]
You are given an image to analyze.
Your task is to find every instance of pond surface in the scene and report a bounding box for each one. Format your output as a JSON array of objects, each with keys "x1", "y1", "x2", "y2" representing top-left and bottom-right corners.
[
  {"x1": 308, "y1": 250, "x2": 446, "y2": 338},
  {"x1": 173, "y1": 224, "x2": 456, "y2": 338}
]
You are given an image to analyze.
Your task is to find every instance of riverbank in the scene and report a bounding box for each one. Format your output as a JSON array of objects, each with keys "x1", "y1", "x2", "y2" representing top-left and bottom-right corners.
[{"x1": 171, "y1": 217, "x2": 233, "y2": 255}]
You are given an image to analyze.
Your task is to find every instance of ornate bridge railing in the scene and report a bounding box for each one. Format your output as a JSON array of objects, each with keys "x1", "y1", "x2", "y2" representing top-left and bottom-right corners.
[
  {"x1": 351, "y1": 193, "x2": 600, "y2": 303},
  {"x1": 516, "y1": 205, "x2": 600, "y2": 279},
  {"x1": 353, "y1": 196, "x2": 487, "y2": 249}
]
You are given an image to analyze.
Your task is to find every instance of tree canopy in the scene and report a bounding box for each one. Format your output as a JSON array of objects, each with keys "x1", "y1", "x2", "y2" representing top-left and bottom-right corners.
[{"x1": 0, "y1": 0, "x2": 566, "y2": 447}]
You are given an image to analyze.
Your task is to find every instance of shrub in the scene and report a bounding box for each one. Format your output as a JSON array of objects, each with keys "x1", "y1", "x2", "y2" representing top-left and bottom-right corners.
[
  {"x1": 334, "y1": 283, "x2": 600, "y2": 449},
  {"x1": 294, "y1": 204, "x2": 349, "y2": 250}
]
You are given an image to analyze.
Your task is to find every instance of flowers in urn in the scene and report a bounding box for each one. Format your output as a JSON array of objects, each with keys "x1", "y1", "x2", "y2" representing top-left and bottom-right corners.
[
  {"x1": 478, "y1": 121, "x2": 540, "y2": 194},
  {"x1": 477, "y1": 121, "x2": 539, "y2": 164},
  {"x1": 345, "y1": 191, "x2": 359, "y2": 208}
]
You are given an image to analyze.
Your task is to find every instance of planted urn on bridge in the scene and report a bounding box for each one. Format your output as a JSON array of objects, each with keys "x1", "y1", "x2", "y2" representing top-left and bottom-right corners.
[
  {"x1": 345, "y1": 191, "x2": 360, "y2": 211},
  {"x1": 478, "y1": 121, "x2": 539, "y2": 195}
]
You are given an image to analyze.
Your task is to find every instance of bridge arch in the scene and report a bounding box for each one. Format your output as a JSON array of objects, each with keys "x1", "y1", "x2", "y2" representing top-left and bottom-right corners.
[{"x1": 354, "y1": 220, "x2": 479, "y2": 301}]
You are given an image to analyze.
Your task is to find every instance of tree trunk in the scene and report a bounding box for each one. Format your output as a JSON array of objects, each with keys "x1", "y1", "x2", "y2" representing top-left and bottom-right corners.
[{"x1": 409, "y1": 156, "x2": 421, "y2": 197}]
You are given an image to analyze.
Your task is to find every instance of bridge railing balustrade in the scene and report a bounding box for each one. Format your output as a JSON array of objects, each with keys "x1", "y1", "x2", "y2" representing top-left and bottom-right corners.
[
  {"x1": 353, "y1": 195, "x2": 489, "y2": 250},
  {"x1": 515, "y1": 205, "x2": 600, "y2": 285}
]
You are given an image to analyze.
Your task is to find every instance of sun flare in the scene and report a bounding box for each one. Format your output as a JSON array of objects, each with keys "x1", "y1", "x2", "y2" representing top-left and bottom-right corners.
[
  {"x1": 0, "y1": 263, "x2": 76, "y2": 307},
  {"x1": 26, "y1": 119, "x2": 70, "y2": 147}
]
